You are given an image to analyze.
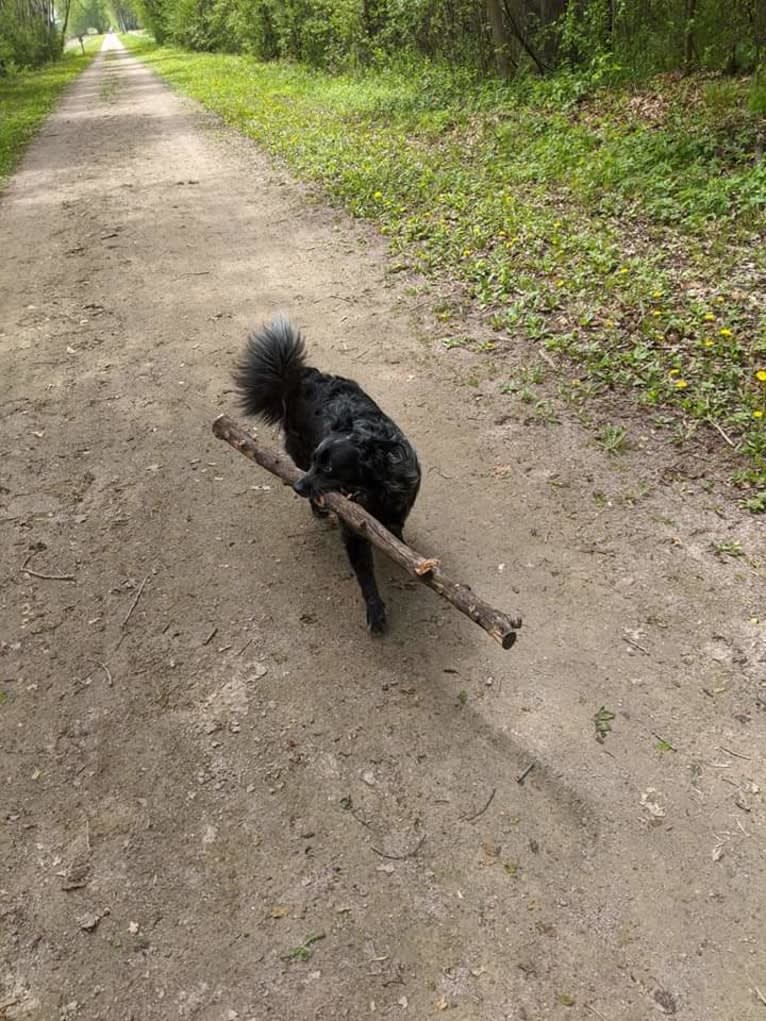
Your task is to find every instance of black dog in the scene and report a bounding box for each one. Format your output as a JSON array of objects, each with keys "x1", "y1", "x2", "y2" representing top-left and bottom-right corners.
[{"x1": 235, "y1": 317, "x2": 421, "y2": 633}]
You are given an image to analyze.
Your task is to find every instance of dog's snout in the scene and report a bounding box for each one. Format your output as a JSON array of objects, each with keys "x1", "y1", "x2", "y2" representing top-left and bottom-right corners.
[{"x1": 293, "y1": 475, "x2": 310, "y2": 497}]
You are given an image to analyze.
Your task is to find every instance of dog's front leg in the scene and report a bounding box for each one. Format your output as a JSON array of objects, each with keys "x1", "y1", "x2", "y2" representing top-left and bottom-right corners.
[{"x1": 341, "y1": 526, "x2": 386, "y2": 633}]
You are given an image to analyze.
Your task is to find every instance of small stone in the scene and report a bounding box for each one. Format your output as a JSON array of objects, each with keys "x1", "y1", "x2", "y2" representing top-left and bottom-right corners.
[
  {"x1": 77, "y1": 912, "x2": 101, "y2": 932},
  {"x1": 128, "y1": 921, "x2": 139, "y2": 935},
  {"x1": 362, "y1": 771, "x2": 376, "y2": 786}
]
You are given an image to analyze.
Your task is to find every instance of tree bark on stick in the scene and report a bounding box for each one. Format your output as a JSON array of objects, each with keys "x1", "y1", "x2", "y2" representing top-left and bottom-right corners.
[{"x1": 212, "y1": 415, "x2": 522, "y2": 650}]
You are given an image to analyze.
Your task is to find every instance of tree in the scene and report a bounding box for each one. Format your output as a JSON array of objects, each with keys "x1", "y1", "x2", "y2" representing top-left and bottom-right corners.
[
  {"x1": 68, "y1": 0, "x2": 109, "y2": 35},
  {"x1": 0, "y1": 0, "x2": 60, "y2": 67}
]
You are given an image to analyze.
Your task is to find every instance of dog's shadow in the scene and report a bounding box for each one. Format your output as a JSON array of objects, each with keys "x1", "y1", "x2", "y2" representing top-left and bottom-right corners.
[{"x1": 284, "y1": 502, "x2": 599, "y2": 847}]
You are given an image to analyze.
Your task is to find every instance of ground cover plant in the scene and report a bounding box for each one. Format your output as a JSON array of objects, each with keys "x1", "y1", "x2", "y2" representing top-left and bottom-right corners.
[{"x1": 122, "y1": 33, "x2": 766, "y2": 500}]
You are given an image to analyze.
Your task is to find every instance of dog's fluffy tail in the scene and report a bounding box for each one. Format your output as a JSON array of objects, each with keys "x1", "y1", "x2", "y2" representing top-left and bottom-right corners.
[{"x1": 234, "y1": 317, "x2": 307, "y2": 425}]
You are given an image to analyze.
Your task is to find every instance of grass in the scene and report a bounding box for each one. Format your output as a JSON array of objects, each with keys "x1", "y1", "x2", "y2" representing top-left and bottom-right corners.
[
  {"x1": 0, "y1": 39, "x2": 102, "y2": 188},
  {"x1": 122, "y1": 35, "x2": 766, "y2": 500}
]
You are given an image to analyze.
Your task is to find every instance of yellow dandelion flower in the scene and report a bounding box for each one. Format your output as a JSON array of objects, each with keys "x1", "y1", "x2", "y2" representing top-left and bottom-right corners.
[
  {"x1": 703, "y1": 339, "x2": 714, "y2": 348},
  {"x1": 618, "y1": 267, "x2": 629, "y2": 275},
  {"x1": 462, "y1": 248, "x2": 473, "y2": 258},
  {"x1": 652, "y1": 290, "x2": 663, "y2": 298},
  {"x1": 668, "y1": 368, "x2": 679, "y2": 376},
  {"x1": 703, "y1": 312, "x2": 715, "y2": 321},
  {"x1": 757, "y1": 370, "x2": 766, "y2": 382},
  {"x1": 753, "y1": 409, "x2": 765, "y2": 419},
  {"x1": 373, "y1": 191, "x2": 383, "y2": 200},
  {"x1": 719, "y1": 328, "x2": 733, "y2": 337},
  {"x1": 555, "y1": 279, "x2": 565, "y2": 288},
  {"x1": 674, "y1": 379, "x2": 688, "y2": 389},
  {"x1": 652, "y1": 310, "x2": 662, "y2": 317}
]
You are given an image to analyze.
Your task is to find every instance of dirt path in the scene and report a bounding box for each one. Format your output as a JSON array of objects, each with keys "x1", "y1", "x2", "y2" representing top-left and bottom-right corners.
[{"x1": 1, "y1": 36, "x2": 765, "y2": 1021}]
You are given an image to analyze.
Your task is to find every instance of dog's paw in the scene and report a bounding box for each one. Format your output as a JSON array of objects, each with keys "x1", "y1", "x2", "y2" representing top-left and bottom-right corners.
[
  {"x1": 310, "y1": 500, "x2": 330, "y2": 519},
  {"x1": 366, "y1": 601, "x2": 387, "y2": 634}
]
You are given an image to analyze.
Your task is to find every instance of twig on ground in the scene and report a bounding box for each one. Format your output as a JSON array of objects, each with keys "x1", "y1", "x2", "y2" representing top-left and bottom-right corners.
[
  {"x1": 21, "y1": 552, "x2": 75, "y2": 582},
  {"x1": 461, "y1": 787, "x2": 496, "y2": 822},
  {"x1": 121, "y1": 575, "x2": 149, "y2": 628},
  {"x1": 720, "y1": 745, "x2": 751, "y2": 761},
  {"x1": 538, "y1": 349, "x2": 557, "y2": 370},
  {"x1": 586, "y1": 1006, "x2": 611, "y2": 1021},
  {"x1": 622, "y1": 634, "x2": 650, "y2": 655},
  {"x1": 516, "y1": 762, "x2": 536, "y2": 785},
  {"x1": 708, "y1": 419, "x2": 737, "y2": 449},
  {"x1": 371, "y1": 834, "x2": 426, "y2": 860},
  {"x1": 351, "y1": 808, "x2": 373, "y2": 830},
  {"x1": 202, "y1": 627, "x2": 218, "y2": 646},
  {"x1": 95, "y1": 661, "x2": 113, "y2": 686}
]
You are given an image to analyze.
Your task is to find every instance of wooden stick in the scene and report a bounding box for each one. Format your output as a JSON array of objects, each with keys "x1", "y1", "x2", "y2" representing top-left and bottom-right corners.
[
  {"x1": 212, "y1": 415, "x2": 522, "y2": 650},
  {"x1": 121, "y1": 574, "x2": 149, "y2": 628}
]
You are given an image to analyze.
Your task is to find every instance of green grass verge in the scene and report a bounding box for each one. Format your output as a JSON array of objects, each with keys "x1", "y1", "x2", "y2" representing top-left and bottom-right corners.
[
  {"x1": 0, "y1": 39, "x2": 102, "y2": 188},
  {"x1": 122, "y1": 35, "x2": 766, "y2": 501}
]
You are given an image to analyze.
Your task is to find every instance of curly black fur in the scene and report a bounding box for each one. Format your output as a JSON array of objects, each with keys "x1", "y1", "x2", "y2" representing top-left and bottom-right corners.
[{"x1": 235, "y1": 317, "x2": 421, "y2": 633}]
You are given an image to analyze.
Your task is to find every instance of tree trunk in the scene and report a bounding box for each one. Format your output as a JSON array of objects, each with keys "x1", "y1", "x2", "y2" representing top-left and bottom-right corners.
[
  {"x1": 59, "y1": 0, "x2": 72, "y2": 52},
  {"x1": 502, "y1": 0, "x2": 548, "y2": 75},
  {"x1": 486, "y1": 0, "x2": 513, "y2": 77},
  {"x1": 684, "y1": 0, "x2": 696, "y2": 73}
]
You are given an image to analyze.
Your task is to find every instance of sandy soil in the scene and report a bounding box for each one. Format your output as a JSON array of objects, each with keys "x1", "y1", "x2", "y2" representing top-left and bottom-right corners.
[{"x1": 1, "y1": 36, "x2": 765, "y2": 1021}]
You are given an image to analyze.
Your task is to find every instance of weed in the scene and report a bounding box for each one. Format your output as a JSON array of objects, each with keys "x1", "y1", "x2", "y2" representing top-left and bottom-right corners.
[
  {"x1": 284, "y1": 933, "x2": 326, "y2": 962},
  {"x1": 597, "y1": 424, "x2": 628, "y2": 454},
  {"x1": 742, "y1": 491, "x2": 766, "y2": 514},
  {"x1": 500, "y1": 364, "x2": 545, "y2": 394},
  {"x1": 712, "y1": 540, "x2": 744, "y2": 559},
  {"x1": 593, "y1": 706, "x2": 615, "y2": 743}
]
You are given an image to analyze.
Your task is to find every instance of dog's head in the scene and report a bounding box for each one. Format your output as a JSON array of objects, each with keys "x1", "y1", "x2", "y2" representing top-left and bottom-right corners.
[{"x1": 293, "y1": 432, "x2": 367, "y2": 502}]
